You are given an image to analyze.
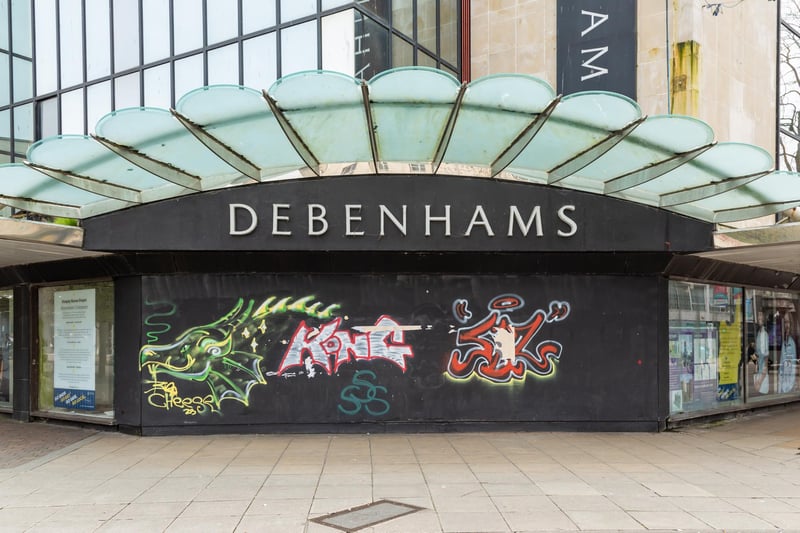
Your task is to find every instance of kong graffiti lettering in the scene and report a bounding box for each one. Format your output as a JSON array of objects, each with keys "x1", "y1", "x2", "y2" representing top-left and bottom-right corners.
[
  {"x1": 278, "y1": 315, "x2": 414, "y2": 375},
  {"x1": 448, "y1": 294, "x2": 571, "y2": 384}
]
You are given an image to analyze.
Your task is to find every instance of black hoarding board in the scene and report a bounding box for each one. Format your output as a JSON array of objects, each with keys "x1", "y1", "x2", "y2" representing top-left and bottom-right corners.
[
  {"x1": 557, "y1": 0, "x2": 637, "y2": 99},
  {"x1": 134, "y1": 273, "x2": 661, "y2": 431}
]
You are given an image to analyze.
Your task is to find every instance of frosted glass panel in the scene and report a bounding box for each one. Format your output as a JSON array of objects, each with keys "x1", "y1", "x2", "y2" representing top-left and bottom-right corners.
[
  {"x1": 0, "y1": 0, "x2": 7, "y2": 49},
  {"x1": 281, "y1": 0, "x2": 315, "y2": 22},
  {"x1": 34, "y1": 0, "x2": 57, "y2": 94},
  {"x1": 174, "y1": 0, "x2": 203, "y2": 54},
  {"x1": 242, "y1": 0, "x2": 276, "y2": 33},
  {"x1": 208, "y1": 44, "x2": 240, "y2": 85},
  {"x1": 87, "y1": 81, "x2": 112, "y2": 134},
  {"x1": 13, "y1": 57, "x2": 32, "y2": 100},
  {"x1": 86, "y1": 1, "x2": 111, "y2": 80},
  {"x1": 12, "y1": 0, "x2": 32, "y2": 56},
  {"x1": 144, "y1": 64, "x2": 171, "y2": 108},
  {"x1": 60, "y1": 89, "x2": 84, "y2": 135},
  {"x1": 143, "y1": 0, "x2": 170, "y2": 63},
  {"x1": 59, "y1": 0, "x2": 84, "y2": 88},
  {"x1": 113, "y1": 0, "x2": 140, "y2": 72},
  {"x1": 281, "y1": 20, "x2": 317, "y2": 75},
  {"x1": 243, "y1": 34, "x2": 277, "y2": 88},
  {"x1": 207, "y1": 0, "x2": 239, "y2": 44},
  {"x1": 174, "y1": 54, "x2": 204, "y2": 100},
  {"x1": 114, "y1": 73, "x2": 140, "y2": 109},
  {"x1": 13, "y1": 103, "x2": 33, "y2": 144},
  {"x1": 39, "y1": 97, "x2": 58, "y2": 138},
  {"x1": 0, "y1": 53, "x2": 8, "y2": 106}
]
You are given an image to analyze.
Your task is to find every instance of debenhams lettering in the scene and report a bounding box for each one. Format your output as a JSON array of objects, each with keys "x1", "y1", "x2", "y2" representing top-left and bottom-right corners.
[{"x1": 229, "y1": 203, "x2": 578, "y2": 238}]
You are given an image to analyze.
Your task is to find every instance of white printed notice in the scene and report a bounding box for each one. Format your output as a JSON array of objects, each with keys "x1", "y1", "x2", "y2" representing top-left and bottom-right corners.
[{"x1": 54, "y1": 289, "x2": 96, "y2": 410}]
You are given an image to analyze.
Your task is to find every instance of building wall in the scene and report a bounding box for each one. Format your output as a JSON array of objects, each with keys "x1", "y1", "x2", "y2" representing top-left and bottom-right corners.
[{"x1": 470, "y1": 0, "x2": 777, "y2": 153}]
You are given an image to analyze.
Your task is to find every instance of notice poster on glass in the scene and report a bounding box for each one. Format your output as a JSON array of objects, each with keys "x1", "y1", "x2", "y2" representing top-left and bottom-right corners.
[{"x1": 54, "y1": 289, "x2": 96, "y2": 410}]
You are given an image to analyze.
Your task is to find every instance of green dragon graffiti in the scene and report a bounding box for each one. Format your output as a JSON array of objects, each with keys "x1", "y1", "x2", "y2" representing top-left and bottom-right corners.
[{"x1": 139, "y1": 295, "x2": 340, "y2": 415}]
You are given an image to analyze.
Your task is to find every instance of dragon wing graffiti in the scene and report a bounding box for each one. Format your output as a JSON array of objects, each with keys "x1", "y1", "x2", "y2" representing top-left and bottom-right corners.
[{"x1": 140, "y1": 296, "x2": 340, "y2": 414}]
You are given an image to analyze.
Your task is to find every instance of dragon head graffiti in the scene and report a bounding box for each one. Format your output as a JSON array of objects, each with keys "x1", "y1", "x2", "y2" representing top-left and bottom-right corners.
[{"x1": 140, "y1": 296, "x2": 339, "y2": 414}]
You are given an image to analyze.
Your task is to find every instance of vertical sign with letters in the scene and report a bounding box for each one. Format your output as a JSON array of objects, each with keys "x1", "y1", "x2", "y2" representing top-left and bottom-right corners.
[{"x1": 556, "y1": 0, "x2": 637, "y2": 99}]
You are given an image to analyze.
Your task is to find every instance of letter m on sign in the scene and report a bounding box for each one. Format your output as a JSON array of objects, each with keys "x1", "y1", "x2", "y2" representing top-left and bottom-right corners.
[{"x1": 555, "y1": 0, "x2": 637, "y2": 99}]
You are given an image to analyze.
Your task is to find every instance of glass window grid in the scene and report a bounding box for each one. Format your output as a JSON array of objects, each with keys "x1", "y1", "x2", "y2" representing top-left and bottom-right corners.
[
  {"x1": 0, "y1": 0, "x2": 33, "y2": 162},
  {"x1": 0, "y1": 0, "x2": 461, "y2": 155},
  {"x1": 668, "y1": 279, "x2": 800, "y2": 417}
]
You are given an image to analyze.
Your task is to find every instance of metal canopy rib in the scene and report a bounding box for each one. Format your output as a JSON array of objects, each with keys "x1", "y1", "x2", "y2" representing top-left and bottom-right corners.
[
  {"x1": 24, "y1": 162, "x2": 144, "y2": 203},
  {"x1": 548, "y1": 116, "x2": 645, "y2": 184},
  {"x1": 489, "y1": 96, "x2": 561, "y2": 177},
  {"x1": 170, "y1": 109, "x2": 261, "y2": 182},
  {"x1": 262, "y1": 89, "x2": 321, "y2": 175},
  {"x1": 603, "y1": 143, "x2": 715, "y2": 194},
  {"x1": 91, "y1": 134, "x2": 205, "y2": 191}
]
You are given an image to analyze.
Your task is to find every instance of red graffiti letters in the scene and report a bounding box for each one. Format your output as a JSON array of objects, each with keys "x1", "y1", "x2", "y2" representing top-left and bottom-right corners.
[{"x1": 448, "y1": 295, "x2": 570, "y2": 383}]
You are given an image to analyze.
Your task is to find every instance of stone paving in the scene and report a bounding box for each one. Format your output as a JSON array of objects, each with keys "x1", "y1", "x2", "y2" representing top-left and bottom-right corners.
[
  {"x1": 0, "y1": 406, "x2": 799, "y2": 532},
  {"x1": 0, "y1": 416, "x2": 96, "y2": 470}
]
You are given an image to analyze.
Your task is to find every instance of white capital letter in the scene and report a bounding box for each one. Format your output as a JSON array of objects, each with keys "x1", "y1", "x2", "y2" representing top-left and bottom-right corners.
[
  {"x1": 508, "y1": 206, "x2": 543, "y2": 237},
  {"x1": 272, "y1": 203, "x2": 291, "y2": 236},
  {"x1": 557, "y1": 205, "x2": 578, "y2": 237},
  {"x1": 379, "y1": 205, "x2": 407, "y2": 236},
  {"x1": 425, "y1": 205, "x2": 451, "y2": 236},
  {"x1": 464, "y1": 205, "x2": 495, "y2": 236},
  {"x1": 308, "y1": 204, "x2": 328, "y2": 236},
  {"x1": 229, "y1": 203, "x2": 257, "y2": 236},
  {"x1": 580, "y1": 47, "x2": 609, "y2": 81},
  {"x1": 345, "y1": 204, "x2": 364, "y2": 236},
  {"x1": 580, "y1": 10, "x2": 608, "y2": 37}
]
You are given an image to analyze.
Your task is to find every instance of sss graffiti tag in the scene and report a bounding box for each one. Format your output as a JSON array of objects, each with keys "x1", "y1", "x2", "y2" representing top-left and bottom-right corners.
[{"x1": 337, "y1": 370, "x2": 390, "y2": 416}]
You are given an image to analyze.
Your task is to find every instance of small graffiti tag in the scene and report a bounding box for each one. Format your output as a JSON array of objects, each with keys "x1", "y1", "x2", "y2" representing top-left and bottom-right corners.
[
  {"x1": 448, "y1": 294, "x2": 570, "y2": 384},
  {"x1": 337, "y1": 370, "x2": 390, "y2": 416}
]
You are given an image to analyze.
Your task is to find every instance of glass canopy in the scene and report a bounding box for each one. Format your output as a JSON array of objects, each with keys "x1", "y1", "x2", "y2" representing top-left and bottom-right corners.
[{"x1": 0, "y1": 67, "x2": 797, "y2": 223}]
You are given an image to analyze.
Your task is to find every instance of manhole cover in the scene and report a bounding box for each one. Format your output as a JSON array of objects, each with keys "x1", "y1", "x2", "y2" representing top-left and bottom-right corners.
[{"x1": 310, "y1": 499, "x2": 424, "y2": 532}]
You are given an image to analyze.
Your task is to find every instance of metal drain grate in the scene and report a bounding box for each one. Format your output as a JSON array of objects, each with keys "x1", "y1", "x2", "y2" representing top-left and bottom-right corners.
[{"x1": 310, "y1": 499, "x2": 424, "y2": 532}]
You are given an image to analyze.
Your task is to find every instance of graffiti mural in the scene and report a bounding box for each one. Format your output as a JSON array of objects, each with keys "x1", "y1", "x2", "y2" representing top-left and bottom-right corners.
[
  {"x1": 140, "y1": 295, "x2": 415, "y2": 416},
  {"x1": 447, "y1": 294, "x2": 571, "y2": 384},
  {"x1": 139, "y1": 296, "x2": 340, "y2": 415}
]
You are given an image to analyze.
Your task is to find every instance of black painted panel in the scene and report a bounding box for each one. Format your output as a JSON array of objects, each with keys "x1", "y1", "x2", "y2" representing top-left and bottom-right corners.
[
  {"x1": 83, "y1": 176, "x2": 712, "y2": 253},
  {"x1": 137, "y1": 273, "x2": 660, "y2": 430},
  {"x1": 114, "y1": 277, "x2": 142, "y2": 427},
  {"x1": 12, "y1": 285, "x2": 30, "y2": 421}
]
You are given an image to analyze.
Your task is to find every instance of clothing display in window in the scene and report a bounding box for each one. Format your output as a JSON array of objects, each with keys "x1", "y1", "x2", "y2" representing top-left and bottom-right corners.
[{"x1": 780, "y1": 336, "x2": 797, "y2": 393}]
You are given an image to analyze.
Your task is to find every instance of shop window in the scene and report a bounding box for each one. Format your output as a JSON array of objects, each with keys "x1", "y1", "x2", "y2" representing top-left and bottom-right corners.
[
  {"x1": 37, "y1": 282, "x2": 114, "y2": 421},
  {"x1": 668, "y1": 281, "x2": 744, "y2": 415},
  {"x1": 0, "y1": 289, "x2": 12, "y2": 410},
  {"x1": 744, "y1": 289, "x2": 800, "y2": 402}
]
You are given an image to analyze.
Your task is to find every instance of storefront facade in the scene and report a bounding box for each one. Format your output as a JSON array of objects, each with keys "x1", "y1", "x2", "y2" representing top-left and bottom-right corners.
[
  {"x1": 1, "y1": 66, "x2": 800, "y2": 433},
  {"x1": 3, "y1": 171, "x2": 800, "y2": 434}
]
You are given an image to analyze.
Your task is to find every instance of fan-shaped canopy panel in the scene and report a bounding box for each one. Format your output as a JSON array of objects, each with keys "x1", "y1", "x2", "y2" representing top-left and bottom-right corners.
[{"x1": 0, "y1": 67, "x2": 796, "y2": 224}]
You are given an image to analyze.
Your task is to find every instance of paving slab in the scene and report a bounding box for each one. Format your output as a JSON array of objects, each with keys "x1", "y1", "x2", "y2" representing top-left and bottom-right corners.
[{"x1": 0, "y1": 405, "x2": 799, "y2": 531}]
